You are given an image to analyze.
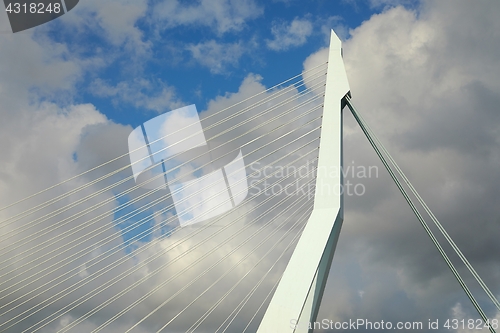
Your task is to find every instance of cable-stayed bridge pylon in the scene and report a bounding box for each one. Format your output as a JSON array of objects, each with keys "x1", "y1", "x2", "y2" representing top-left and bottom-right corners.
[{"x1": 257, "y1": 29, "x2": 350, "y2": 333}]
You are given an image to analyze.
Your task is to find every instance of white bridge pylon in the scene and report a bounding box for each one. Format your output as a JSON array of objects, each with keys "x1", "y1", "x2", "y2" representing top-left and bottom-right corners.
[{"x1": 257, "y1": 30, "x2": 350, "y2": 333}]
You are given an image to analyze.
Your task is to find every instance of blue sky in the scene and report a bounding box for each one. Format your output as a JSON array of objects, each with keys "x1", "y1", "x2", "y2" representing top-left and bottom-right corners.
[{"x1": 37, "y1": 0, "x2": 392, "y2": 127}]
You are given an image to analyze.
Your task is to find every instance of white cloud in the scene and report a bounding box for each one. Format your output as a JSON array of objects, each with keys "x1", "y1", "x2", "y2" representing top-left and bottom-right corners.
[
  {"x1": 153, "y1": 0, "x2": 263, "y2": 35},
  {"x1": 187, "y1": 40, "x2": 244, "y2": 74},
  {"x1": 266, "y1": 17, "x2": 313, "y2": 51},
  {"x1": 302, "y1": 46, "x2": 329, "y2": 92},
  {"x1": 61, "y1": 0, "x2": 150, "y2": 54},
  {"x1": 90, "y1": 78, "x2": 183, "y2": 113},
  {"x1": 0, "y1": 35, "x2": 80, "y2": 100},
  {"x1": 368, "y1": 0, "x2": 419, "y2": 9},
  {"x1": 320, "y1": 16, "x2": 349, "y2": 43},
  {"x1": 451, "y1": 303, "x2": 500, "y2": 333}
]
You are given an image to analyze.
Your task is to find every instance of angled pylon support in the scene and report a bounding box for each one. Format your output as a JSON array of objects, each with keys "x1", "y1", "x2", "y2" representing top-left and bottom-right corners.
[{"x1": 257, "y1": 30, "x2": 350, "y2": 333}]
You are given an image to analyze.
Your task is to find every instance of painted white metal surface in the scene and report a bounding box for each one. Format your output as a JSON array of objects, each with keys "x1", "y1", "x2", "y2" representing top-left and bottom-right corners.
[{"x1": 257, "y1": 30, "x2": 350, "y2": 333}]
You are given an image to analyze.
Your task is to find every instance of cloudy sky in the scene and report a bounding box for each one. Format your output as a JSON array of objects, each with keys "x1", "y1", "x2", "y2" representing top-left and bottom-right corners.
[{"x1": 0, "y1": 0, "x2": 499, "y2": 332}]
